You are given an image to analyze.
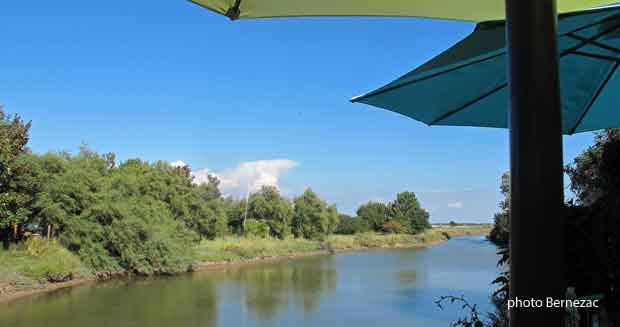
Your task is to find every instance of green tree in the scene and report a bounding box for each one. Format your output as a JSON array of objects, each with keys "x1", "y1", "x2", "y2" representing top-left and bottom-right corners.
[
  {"x1": 201, "y1": 175, "x2": 222, "y2": 201},
  {"x1": 29, "y1": 149, "x2": 205, "y2": 273},
  {"x1": 357, "y1": 202, "x2": 390, "y2": 231},
  {"x1": 248, "y1": 186, "x2": 293, "y2": 239},
  {"x1": 224, "y1": 197, "x2": 246, "y2": 235},
  {"x1": 0, "y1": 107, "x2": 33, "y2": 247},
  {"x1": 244, "y1": 219, "x2": 270, "y2": 238},
  {"x1": 381, "y1": 220, "x2": 408, "y2": 234},
  {"x1": 292, "y1": 189, "x2": 333, "y2": 240},
  {"x1": 325, "y1": 205, "x2": 341, "y2": 235},
  {"x1": 390, "y1": 191, "x2": 430, "y2": 234},
  {"x1": 335, "y1": 215, "x2": 369, "y2": 234},
  {"x1": 566, "y1": 128, "x2": 620, "y2": 205},
  {"x1": 489, "y1": 172, "x2": 510, "y2": 245}
]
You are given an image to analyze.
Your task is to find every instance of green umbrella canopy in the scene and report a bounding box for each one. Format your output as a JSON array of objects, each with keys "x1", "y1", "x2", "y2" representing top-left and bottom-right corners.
[
  {"x1": 190, "y1": 0, "x2": 613, "y2": 22},
  {"x1": 352, "y1": 5, "x2": 620, "y2": 135}
]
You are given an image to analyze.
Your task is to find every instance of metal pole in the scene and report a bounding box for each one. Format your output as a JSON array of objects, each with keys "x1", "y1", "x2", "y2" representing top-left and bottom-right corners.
[{"x1": 505, "y1": 0, "x2": 565, "y2": 326}]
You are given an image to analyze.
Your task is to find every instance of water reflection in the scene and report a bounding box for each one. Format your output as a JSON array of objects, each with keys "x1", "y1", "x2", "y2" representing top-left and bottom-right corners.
[
  {"x1": 0, "y1": 275, "x2": 221, "y2": 327},
  {"x1": 396, "y1": 270, "x2": 419, "y2": 286},
  {"x1": 0, "y1": 237, "x2": 499, "y2": 327},
  {"x1": 226, "y1": 256, "x2": 338, "y2": 319}
]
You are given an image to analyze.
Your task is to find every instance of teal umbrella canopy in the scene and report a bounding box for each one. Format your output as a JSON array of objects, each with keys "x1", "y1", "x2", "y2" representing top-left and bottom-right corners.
[{"x1": 352, "y1": 5, "x2": 620, "y2": 135}]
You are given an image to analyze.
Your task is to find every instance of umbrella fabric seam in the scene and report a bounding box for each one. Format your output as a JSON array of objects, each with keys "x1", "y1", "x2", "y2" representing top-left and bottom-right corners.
[
  {"x1": 565, "y1": 33, "x2": 620, "y2": 54},
  {"x1": 415, "y1": 34, "x2": 619, "y2": 128},
  {"x1": 351, "y1": 51, "x2": 506, "y2": 102},
  {"x1": 433, "y1": 43, "x2": 619, "y2": 128},
  {"x1": 430, "y1": 82, "x2": 508, "y2": 125},
  {"x1": 569, "y1": 60, "x2": 620, "y2": 134},
  {"x1": 562, "y1": 21, "x2": 620, "y2": 55},
  {"x1": 225, "y1": 0, "x2": 242, "y2": 20},
  {"x1": 560, "y1": 12, "x2": 620, "y2": 35},
  {"x1": 355, "y1": 10, "x2": 620, "y2": 104}
]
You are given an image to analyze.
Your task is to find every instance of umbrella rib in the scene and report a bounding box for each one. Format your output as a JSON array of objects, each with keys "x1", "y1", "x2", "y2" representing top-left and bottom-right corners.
[
  {"x1": 561, "y1": 22, "x2": 620, "y2": 55},
  {"x1": 225, "y1": 0, "x2": 242, "y2": 20},
  {"x1": 351, "y1": 52, "x2": 506, "y2": 103},
  {"x1": 356, "y1": 23, "x2": 620, "y2": 104},
  {"x1": 565, "y1": 33, "x2": 620, "y2": 54},
  {"x1": 569, "y1": 60, "x2": 620, "y2": 134},
  {"x1": 561, "y1": 12, "x2": 620, "y2": 36},
  {"x1": 427, "y1": 36, "x2": 607, "y2": 126},
  {"x1": 434, "y1": 45, "x2": 618, "y2": 128},
  {"x1": 429, "y1": 82, "x2": 508, "y2": 125}
]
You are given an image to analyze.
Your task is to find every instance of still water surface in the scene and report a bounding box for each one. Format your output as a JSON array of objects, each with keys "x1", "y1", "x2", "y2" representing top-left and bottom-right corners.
[{"x1": 0, "y1": 236, "x2": 499, "y2": 327}]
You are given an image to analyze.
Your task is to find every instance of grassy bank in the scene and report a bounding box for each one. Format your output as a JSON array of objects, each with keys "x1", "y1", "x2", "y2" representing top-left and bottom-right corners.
[
  {"x1": 194, "y1": 237, "x2": 323, "y2": 263},
  {"x1": 193, "y1": 225, "x2": 492, "y2": 264},
  {"x1": 0, "y1": 240, "x2": 90, "y2": 298},
  {"x1": 327, "y1": 225, "x2": 492, "y2": 251},
  {"x1": 0, "y1": 225, "x2": 491, "y2": 303}
]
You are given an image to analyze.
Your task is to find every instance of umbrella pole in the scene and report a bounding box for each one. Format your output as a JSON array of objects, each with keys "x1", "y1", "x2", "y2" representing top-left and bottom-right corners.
[{"x1": 505, "y1": 0, "x2": 565, "y2": 326}]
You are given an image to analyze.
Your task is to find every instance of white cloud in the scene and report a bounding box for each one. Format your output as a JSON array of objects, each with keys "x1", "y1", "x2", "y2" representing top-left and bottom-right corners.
[
  {"x1": 447, "y1": 201, "x2": 464, "y2": 209},
  {"x1": 186, "y1": 159, "x2": 298, "y2": 197},
  {"x1": 170, "y1": 161, "x2": 188, "y2": 168}
]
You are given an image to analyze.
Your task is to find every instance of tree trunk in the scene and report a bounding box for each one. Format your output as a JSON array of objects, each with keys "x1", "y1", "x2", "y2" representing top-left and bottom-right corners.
[{"x1": 2, "y1": 227, "x2": 10, "y2": 250}]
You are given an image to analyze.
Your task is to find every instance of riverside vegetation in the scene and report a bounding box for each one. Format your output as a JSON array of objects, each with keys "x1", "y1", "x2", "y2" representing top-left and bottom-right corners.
[
  {"x1": 473, "y1": 128, "x2": 620, "y2": 327},
  {"x1": 0, "y1": 107, "x2": 490, "y2": 300}
]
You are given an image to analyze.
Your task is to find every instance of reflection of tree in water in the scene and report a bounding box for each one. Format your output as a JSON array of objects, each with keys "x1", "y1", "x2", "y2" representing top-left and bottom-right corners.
[
  {"x1": 228, "y1": 256, "x2": 337, "y2": 320},
  {"x1": 0, "y1": 275, "x2": 221, "y2": 327},
  {"x1": 292, "y1": 258, "x2": 337, "y2": 315},
  {"x1": 396, "y1": 270, "x2": 418, "y2": 286},
  {"x1": 111, "y1": 275, "x2": 221, "y2": 327}
]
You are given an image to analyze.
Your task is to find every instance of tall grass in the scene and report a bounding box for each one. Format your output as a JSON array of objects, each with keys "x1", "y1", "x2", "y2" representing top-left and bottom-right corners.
[
  {"x1": 194, "y1": 225, "x2": 492, "y2": 263},
  {"x1": 0, "y1": 239, "x2": 88, "y2": 295},
  {"x1": 326, "y1": 230, "x2": 450, "y2": 250},
  {"x1": 195, "y1": 236, "x2": 323, "y2": 263}
]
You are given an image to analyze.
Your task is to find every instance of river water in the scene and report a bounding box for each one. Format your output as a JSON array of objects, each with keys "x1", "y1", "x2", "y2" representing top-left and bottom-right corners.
[{"x1": 0, "y1": 236, "x2": 500, "y2": 327}]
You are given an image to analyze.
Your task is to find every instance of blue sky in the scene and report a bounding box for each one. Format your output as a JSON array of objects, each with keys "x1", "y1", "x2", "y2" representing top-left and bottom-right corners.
[{"x1": 2, "y1": 1, "x2": 597, "y2": 222}]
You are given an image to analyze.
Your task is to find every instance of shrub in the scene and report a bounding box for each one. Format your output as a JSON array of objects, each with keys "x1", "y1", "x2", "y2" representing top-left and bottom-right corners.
[
  {"x1": 244, "y1": 219, "x2": 270, "y2": 238},
  {"x1": 381, "y1": 220, "x2": 408, "y2": 234},
  {"x1": 106, "y1": 201, "x2": 198, "y2": 275},
  {"x1": 336, "y1": 216, "x2": 369, "y2": 235},
  {"x1": 24, "y1": 237, "x2": 47, "y2": 257},
  {"x1": 21, "y1": 240, "x2": 84, "y2": 282}
]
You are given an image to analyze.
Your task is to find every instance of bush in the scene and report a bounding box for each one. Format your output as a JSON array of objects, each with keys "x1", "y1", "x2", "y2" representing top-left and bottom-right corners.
[
  {"x1": 244, "y1": 219, "x2": 270, "y2": 238},
  {"x1": 24, "y1": 237, "x2": 48, "y2": 257},
  {"x1": 19, "y1": 239, "x2": 84, "y2": 282},
  {"x1": 106, "y1": 200, "x2": 198, "y2": 275},
  {"x1": 335, "y1": 216, "x2": 369, "y2": 235},
  {"x1": 381, "y1": 220, "x2": 408, "y2": 234}
]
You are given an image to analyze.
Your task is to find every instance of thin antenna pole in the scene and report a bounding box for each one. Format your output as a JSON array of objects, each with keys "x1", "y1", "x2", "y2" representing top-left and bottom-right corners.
[{"x1": 243, "y1": 182, "x2": 250, "y2": 234}]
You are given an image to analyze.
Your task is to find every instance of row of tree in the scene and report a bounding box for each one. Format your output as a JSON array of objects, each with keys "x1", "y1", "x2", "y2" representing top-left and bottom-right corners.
[
  {"x1": 338, "y1": 192, "x2": 430, "y2": 235},
  {"x1": 0, "y1": 107, "x2": 431, "y2": 275},
  {"x1": 227, "y1": 186, "x2": 341, "y2": 240}
]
